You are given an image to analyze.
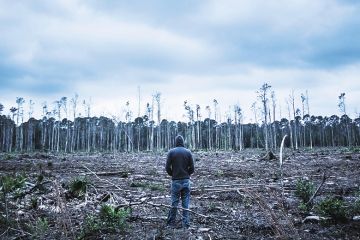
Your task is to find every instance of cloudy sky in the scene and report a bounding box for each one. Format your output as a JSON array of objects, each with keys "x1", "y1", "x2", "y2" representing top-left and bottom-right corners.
[{"x1": 0, "y1": 0, "x2": 359, "y2": 122}]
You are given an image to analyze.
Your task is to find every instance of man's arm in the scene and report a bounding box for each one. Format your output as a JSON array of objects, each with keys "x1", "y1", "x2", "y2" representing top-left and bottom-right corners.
[
  {"x1": 165, "y1": 152, "x2": 172, "y2": 176},
  {"x1": 188, "y1": 153, "x2": 194, "y2": 175}
]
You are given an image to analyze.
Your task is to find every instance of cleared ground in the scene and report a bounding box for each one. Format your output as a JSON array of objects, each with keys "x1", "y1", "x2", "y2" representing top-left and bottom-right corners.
[{"x1": 0, "y1": 148, "x2": 360, "y2": 239}]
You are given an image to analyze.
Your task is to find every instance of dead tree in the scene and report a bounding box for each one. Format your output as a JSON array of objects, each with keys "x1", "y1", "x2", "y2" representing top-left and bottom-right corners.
[
  {"x1": 306, "y1": 90, "x2": 313, "y2": 149},
  {"x1": 196, "y1": 104, "x2": 201, "y2": 149},
  {"x1": 257, "y1": 83, "x2": 271, "y2": 151},
  {"x1": 83, "y1": 98, "x2": 92, "y2": 152},
  {"x1": 234, "y1": 105, "x2": 243, "y2": 151},
  {"x1": 27, "y1": 99, "x2": 35, "y2": 151},
  {"x1": 205, "y1": 105, "x2": 211, "y2": 150},
  {"x1": 213, "y1": 99, "x2": 218, "y2": 150},
  {"x1": 16, "y1": 97, "x2": 25, "y2": 152},
  {"x1": 301, "y1": 93, "x2": 307, "y2": 148},
  {"x1": 271, "y1": 91, "x2": 277, "y2": 150},
  {"x1": 153, "y1": 92, "x2": 161, "y2": 151},
  {"x1": 146, "y1": 103, "x2": 152, "y2": 151},
  {"x1": 286, "y1": 99, "x2": 294, "y2": 149},
  {"x1": 150, "y1": 97, "x2": 155, "y2": 151},
  {"x1": 289, "y1": 90, "x2": 298, "y2": 150},
  {"x1": 70, "y1": 93, "x2": 79, "y2": 152},
  {"x1": 125, "y1": 101, "x2": 133, "y2": 152},
  {"x1": 338, "y1": 93, "x2": 351, "y2": 147},
  {"x1": 251, "y1": 102, "x2": 259, "y2": 148},
  {"x1": 184, "y1": 100, "x2": 195, "y2": 149}
]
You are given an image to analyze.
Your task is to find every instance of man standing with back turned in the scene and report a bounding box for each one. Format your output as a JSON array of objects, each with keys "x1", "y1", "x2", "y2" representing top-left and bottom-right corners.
[{"x1": 166, "y1": 135, "x2": 194, "y2": 228}]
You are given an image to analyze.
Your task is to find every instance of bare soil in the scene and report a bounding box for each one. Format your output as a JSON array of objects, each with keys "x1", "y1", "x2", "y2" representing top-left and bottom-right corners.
[{"x1": 1, "y1": 148, "x2": 360, "y2": 239}]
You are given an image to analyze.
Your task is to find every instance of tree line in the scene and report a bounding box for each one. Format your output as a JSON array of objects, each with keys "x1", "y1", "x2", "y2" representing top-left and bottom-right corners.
[{"x1": 0, "y1": 84, "x2": 359, "y2": 153}]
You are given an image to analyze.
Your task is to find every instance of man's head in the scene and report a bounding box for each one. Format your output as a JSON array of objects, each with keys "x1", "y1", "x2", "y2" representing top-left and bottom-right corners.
[{"x1": 175, "y1": 135, "x2": 184, "y2": 147}]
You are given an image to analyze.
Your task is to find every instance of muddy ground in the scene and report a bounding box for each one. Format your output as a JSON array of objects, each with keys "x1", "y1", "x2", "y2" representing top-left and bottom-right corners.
[{"x1": 0, "y1": 148, "x2": 360, "y2": 239}]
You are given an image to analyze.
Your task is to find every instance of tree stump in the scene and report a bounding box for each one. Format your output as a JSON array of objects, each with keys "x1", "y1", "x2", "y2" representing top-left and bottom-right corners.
[{"x1": 261, "y1": 151, "x2": 277, "y2": 160}]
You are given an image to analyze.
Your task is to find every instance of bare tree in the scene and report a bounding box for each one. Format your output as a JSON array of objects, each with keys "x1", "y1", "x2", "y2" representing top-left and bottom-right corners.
[
  {"x1": 71, "y1": 93, "x2": 79, "y2": 120},
  {"x1": 53, "y1": 99, "x2": 64, "y2": 152},
  {"x1": 28, "y1": 100, "x2": 35, "y2": 119},
  {"x1": 138, "y1": 86, "x2": 141, "y2": 118},
  {"x1": 338, "y1": 93, "x2": 351, "y2": 147},
  {"x1": 125, "y1": 101, "x2": 133, "y2": 152},
  {"x1": 225, "y1": 109, "x2": 232, "y2": 150},
  {"x1": 205, "y1": 105, "x2": 211, "y2": 150},
  {"x1": 271, "y1": 91, "x2": 277, "y2": 150},
  {"x1": 83, "y1": 98, "x2": 92, "y2": 118},
  {"x1": 301, "y1": 93, "x2": 307, "y2": 148},
  {"x1": 137, "y1": 86, "x2": 141, "y2": 151},
  {"x1": 10, "y1": 107, "x2": 17, "y2": 122},
  {"x1": 213, "y1": 99, "x2": 218, "y2": 150},
  {"x1": 153, "y1": 92, "x2": 161, "y2": 151},
  {"x1": 16, "y1": 97, "x2": 25, "y2": 125},
  {"x1": 305, "y1": 90, "x2": 313, "y2": 149},
  {"x1": 150, "y1": 97, "x2": 155, "y2": 151},
  {"x1": 26, "y1": 100, "x2": 35, "y2": 151},
  {"x1": 286, "y1": 98, "x2": 294, "y2": 149},
  {"x1": 234, "y1": 105, "x2": 243, "y2": 151},
  {"x1": 251, "y1": 102, "x2": 259, "y2": 148},
  {"x1": 70, "y1": 94, "x2": 79, "y2": 152},
  {"x1": 146, "y1": 102, "x2": 152, "y2": 151},
  {"x1": 16, "y1": 97, "x2": 25, "y2": 151},
  {"x1": 41, "y1": 102, "x2": 48, "y2": 150},
  {"x1": 196, "y1": 104, "x2": 201, "y2": 149},
  {"x1": 289, "y1": 90, "x2": 298, "y2": 150},
  {"x1": 184, "y1": 100, "x2": 195, "y2": 149},
  {"x1": 257, "y1": 83, "x2": 271, "y2": 151}
]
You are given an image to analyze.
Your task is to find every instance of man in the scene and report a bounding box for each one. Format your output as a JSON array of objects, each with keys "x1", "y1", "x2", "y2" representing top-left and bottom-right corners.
[{"x1": 165, "y1": 135, "x2": 194, "y2": 228}]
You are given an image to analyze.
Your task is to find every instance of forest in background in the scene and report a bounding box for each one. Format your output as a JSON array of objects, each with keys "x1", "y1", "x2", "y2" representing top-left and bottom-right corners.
[{"x1": 1, "y1": 84, "x2": 359, "y2": 153}]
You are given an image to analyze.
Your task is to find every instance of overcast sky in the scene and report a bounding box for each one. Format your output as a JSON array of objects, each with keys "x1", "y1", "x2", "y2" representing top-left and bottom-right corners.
[{"x1": 0, "y1": 0, "x2": 359, "y2": 123}]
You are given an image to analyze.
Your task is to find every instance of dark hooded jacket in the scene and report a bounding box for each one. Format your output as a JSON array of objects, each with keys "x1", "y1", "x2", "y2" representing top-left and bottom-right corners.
[{"x1": 166, "y1": 135, "x2": 194, "y2": 180}]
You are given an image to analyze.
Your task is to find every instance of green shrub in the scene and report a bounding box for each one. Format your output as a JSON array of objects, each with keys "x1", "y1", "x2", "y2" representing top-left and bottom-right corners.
[
  {"x1": 0, "y1": 174, "x2": 26, "y2": 195},
  {"x1": 69, "y1": 177, "x2": 88, "y2": 198},
  {"x1": 83, "y1": 214, "x2": 101, "y2": 233},
  {"x1": 295, "y1": 179, "x2": 314, "y2": 203},
  {"x1": 100, "y1": 204, "x2": 130, "y2": 231},
  {"x1": 298, "y1": 202, "x2": 311, "y2": 212},
  {"x1": 350, "y1": 189, "x2": 360, "y2": 215},
  {"x1": 2, "y1": 154, "x2": 14, "y2": 160},
  {"x1": 35, "y1": 217, "x2": 49, "y2": 234},
  {"x1": 316, "y1": 197, "x2": 347, "y2": 221},
  {"x1": 79, "y1": 206, "x2": 130, "y2": 239},
  {"x1": 349, "y1": 147, "x2": 360, "y2": 153},
  {"x1": 30, "y1": 197, "x2": 38, "y2": 209},
  {"x1": 353, "y1": 200, "x2": 360, "y2": 215},
  {"x1": 27, "y1": 217, "x2": 49, "y2": 239}
]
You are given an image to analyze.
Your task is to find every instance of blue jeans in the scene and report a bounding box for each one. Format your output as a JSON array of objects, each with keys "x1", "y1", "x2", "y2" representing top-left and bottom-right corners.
[{"x1": 167, "y1": 179, "x2": 191, "y2": 227}]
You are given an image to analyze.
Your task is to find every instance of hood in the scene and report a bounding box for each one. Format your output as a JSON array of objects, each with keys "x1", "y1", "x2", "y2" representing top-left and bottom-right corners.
[{"x1": 175, "y1": 135, "x2": 185, "y2": 147}]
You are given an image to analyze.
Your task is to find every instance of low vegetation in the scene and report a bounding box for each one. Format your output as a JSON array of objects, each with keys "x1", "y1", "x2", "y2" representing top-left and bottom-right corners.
[
  {"x1": 295, "y1": 178, "x2": 315, "y2": 204},
  {"x1": 316, "y1": 197, "x2": 347, "y2": 222},
  {"x1": 68, "y1": 177, "x2": 88, "y2": 199},
  {"x1": 0, "y1": 149, "x2": 359, "y2": 239}
]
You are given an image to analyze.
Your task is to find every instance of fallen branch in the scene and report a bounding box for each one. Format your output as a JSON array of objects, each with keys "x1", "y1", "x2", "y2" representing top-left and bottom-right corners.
[
  {"x1": 146, "y1": 202, "x2": 210, "y2": 219},
  {"x1": 240, "y1": 188, "x2": 288, "y2": 238},
  {"x1": 85, "y1": 171, "x2": 132, "y2": 177},
  {"x1": 306, "y1": 172, "x2": 327, "y2": 206},
  {"x1": 82, "y1": 165, "x2": 124, "y2": 192},
  {"x1": 82, "y1": 164, "x2": 129, "y2": 204}
]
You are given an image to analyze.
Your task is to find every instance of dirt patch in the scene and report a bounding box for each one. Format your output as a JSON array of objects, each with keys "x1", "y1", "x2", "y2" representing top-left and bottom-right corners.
[{"x1": 0, "y1": 148, "x2": 360, "y2": 239}]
